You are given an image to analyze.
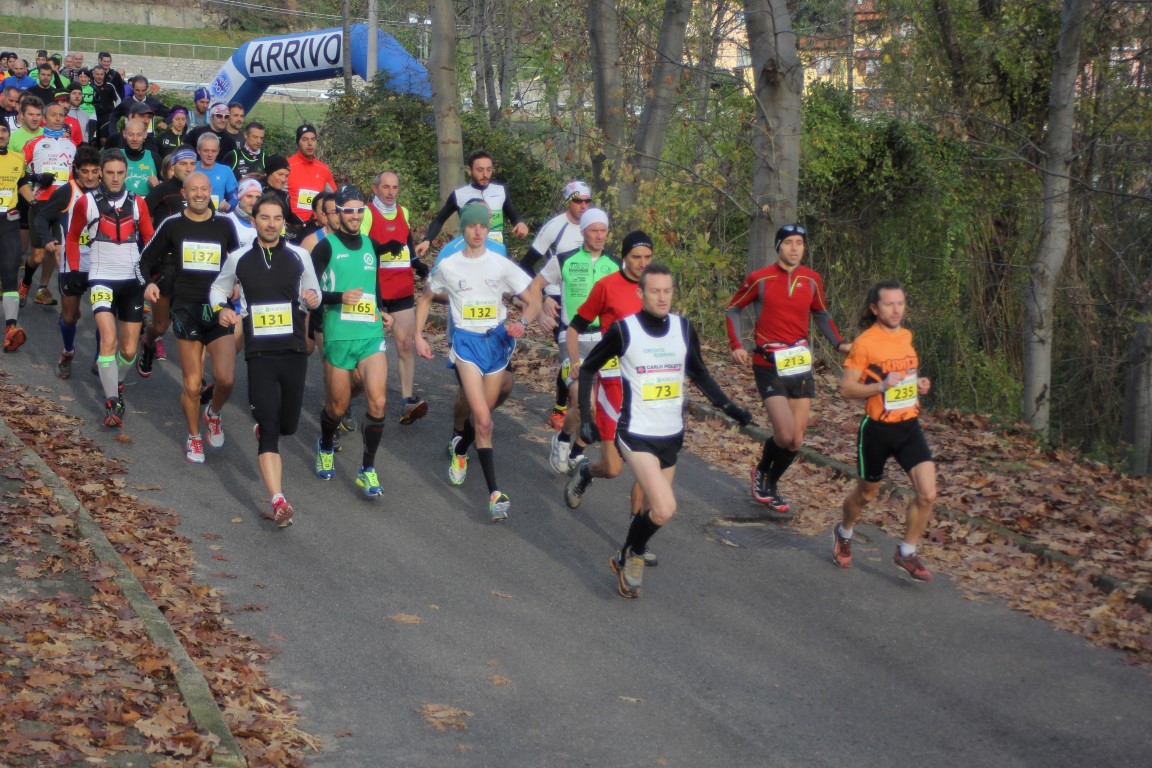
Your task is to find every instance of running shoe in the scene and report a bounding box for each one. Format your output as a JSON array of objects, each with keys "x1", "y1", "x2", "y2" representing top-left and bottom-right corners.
[
  {"x1": 750, "y1": 467, "x2": 773, "y2": 504},
  {"x1": 136, "y1": 339, "x2": 156, "y2": 377},
  {"x1": 56, "y1": 350, "x2": 74, "y2": 379},
  {"x1": 833, "y1": 524, "x2": 853, "y2": 568},
  {"x1": 263, "y1": 496, "x2": 294, "y2": 528},
  {"x1": 184, "y1": 434, "x2": 206, "y2": 464},
  {"x1": 314, "y1": 439, "x2": 335, "y2": 479},
  {"x1": 356, "y1": 467, "x2": 384, "y2": 498},
  {"x1": 448, "y1": 454, "x2": 468, "y2": 485},
  {"x1": 892, "y1": 548, "x2": 933, "y2": 582},
  {"x1": 547, "y1": 406, "x2": 566, "y2": 431},
  {"x1": 334, "y1": 411, "x2": 356, "y2": 452},
  {"x1": 3, "y1": 326, "x2": 26, "y2": 353},
  {"x1": 399, "y1": 396, "x2": 429, "y2": 425},
  {"x1": 565, "y1": 457, "x2": 593, "y2": 508},
  {"x1": 609, "y1": 549, "x2": 644, "y2": 599},
  {"x1": 202, "y1": 405, "x2": 225, "y2": 448},
  {"x1": 549, "y1": 430, "x2": 569, "y2": 474},
  {"x1": 447, "y1": 435, "x2": 462, "y2": 458},
  {"x1": 33, "y1": 287, "x2": 57, "y2": 306},
  {"x1": 488, "y1": 490, "x2": 510, "y2": 521},
  {"x1": 153, "y1": 337, "x2": 167, "y2": 361},
  {"x1": 641, "y1": 549, "x2": 658, "y2": 567},
  {"x1": 17, "y1": 282, "x2": 28, "y2": 308},
  {"x1": 199, "y1": 380, "x2": 215, "y2": 405},
  {"x1": 103, "y1": 398, "x2": 124, "y2": 428}
]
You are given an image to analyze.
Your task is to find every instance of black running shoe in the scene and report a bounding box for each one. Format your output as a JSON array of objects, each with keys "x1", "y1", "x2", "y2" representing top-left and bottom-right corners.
[{"x1": 136, "y1": 340, "x2": 156, "y2": 378}]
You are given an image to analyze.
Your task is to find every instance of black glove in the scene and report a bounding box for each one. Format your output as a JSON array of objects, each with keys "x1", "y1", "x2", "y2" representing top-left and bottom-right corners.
[
  {"x1": 722, "y1": 401, "x2": 753, "y2": 426},
  {"x1": 33, "y1": 172, "x2": 56, "y2": 187},
  {"x1": 413, "y1": 258, "x2": 429, "y2": 280},
  {"x1": 578, "y1": 420, "x2": 600, "y2": 446},
  {"x1": 61, "y1": 270, "x2": 86, "y2": 295}
]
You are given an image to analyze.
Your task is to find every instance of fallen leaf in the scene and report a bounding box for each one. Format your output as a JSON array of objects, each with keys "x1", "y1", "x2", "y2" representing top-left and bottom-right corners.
[
  {"x1": 388, "y1": 613, "x2": 422, "y2": 624},
  {"x1": 418, "y1": 703, "x2": 473, "y2": 732},
  {"x1": 491, "y1": 591, "x2": 514, "y2": 599},
  {"x1": 487, "y1": 675, "x2": 511, "y2": 686}
]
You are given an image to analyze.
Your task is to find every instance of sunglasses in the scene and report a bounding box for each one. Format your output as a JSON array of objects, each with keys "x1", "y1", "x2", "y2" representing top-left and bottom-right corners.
[
  {"x1": 780, "y1": 224, "x2": 807, "y2": 236},
  {"x1": 570, "y1": 197, "x2": 593, "y2": 204},
  {"x1": 337, "y1": 206, "x2": 366, "y2": 214}
]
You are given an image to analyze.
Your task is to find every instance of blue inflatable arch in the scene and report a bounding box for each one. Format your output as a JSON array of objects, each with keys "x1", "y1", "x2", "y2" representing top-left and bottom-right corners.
[{"x1": 205, "y1": 24, "x2": 431, "y2": 111}]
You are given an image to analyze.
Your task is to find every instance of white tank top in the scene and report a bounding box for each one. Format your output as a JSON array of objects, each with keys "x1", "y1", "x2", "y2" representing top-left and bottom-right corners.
[{"x1": 619, "y1": 313, "x2": 687, "y2": 438}]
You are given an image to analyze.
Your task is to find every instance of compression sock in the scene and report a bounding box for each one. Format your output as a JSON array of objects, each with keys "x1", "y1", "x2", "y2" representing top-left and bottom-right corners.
[
  {"x1": 568, "y1": 441, "x2": 584, "y2": 460},
  {"x1": 2, "y1": 292, "x2": 17, "y2": 324},
  {"x1": 97, "y1": 354, "x2": 118, "y2": 399},
  {"x1": 555, "y1": 369, "x2": 568, "y2": 409},
  {"x1": 457, "y1": 419, "x2": 476, "y2": 455},
  {"x1": 59, "y1": 317, "x2": 77, "y2": 353},
  {"x1": 623, "y1": 510, "x2": 662, "y2": 557},
  {"x1": 768, "y1": 448, "x2": 799, "y2": 487},
  {"x1": 319, "y1": 407, "x2": 341, "y2": 451},
  {"x1": 116, "y1": 352, "x2": 135, "y2": 382},
  {"x1": 476, "y1": 447, "x2": 497, "y2": 493},
  {"x1": 20, "y1": 261, "x2": 35, "y2": 289},
  {"x1": 758, "y1": 438, "x2": 782, "y2": 474},
  {"x1": 362, "y1": 414, "x2": 385, "y2": 468}
]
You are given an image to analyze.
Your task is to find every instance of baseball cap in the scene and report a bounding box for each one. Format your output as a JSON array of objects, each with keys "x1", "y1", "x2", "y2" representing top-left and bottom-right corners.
[{"x1": 129, "y1": 101, "x2": 155, "y2": 115}]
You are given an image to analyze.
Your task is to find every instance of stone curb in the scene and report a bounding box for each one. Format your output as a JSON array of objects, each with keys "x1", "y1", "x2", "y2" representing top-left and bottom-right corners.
[
  {"x1": 686, "y1": 399, "x2": 1152, "y2": 612},
  {"x1": 0, "y1": 417, "x2": 248, "y2": 768}
]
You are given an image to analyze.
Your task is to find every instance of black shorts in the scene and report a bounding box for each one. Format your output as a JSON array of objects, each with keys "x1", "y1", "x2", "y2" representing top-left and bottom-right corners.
[
  {"x1": 88, "y1": 278, "x2": 145, "y2": 322},
  {"x1": 856, "y1": 416, "x2": 933, "y2": 483},
  {"x1": 754, "y1": 363, "x2": 816, "y2": 400},
  {"x1": 308, "y1": 309, "x2": 323, "y2": 339},
  {"x1": 58, "y1": 270, "x2": 90, "y2": 297},
  {"x1": 379, "y1": 294, "x2": 414, "y2": 313},
  {"x1": 616, "y1": 431, "x2": 684, "y2": 470},
  {"x1": 172, "y1": 303, "x2": 233, "y2": 344}
]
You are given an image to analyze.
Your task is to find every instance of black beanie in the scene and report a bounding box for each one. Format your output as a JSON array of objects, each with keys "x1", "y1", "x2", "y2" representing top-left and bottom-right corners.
[
  {"x1": 265, "y1": 155, "x2": 290, "y2": 176},
  {"x1": 774, "y1": 223, "x2": 807, "y2": 252},
  {"x1": 621, "y1": 230, "x2": 654, "y2": 256}
]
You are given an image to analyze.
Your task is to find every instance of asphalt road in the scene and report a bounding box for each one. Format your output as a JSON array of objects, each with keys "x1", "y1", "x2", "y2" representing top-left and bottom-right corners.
[{"x1": 5, "y1": 300, "x2": 1152, "y2": 767}]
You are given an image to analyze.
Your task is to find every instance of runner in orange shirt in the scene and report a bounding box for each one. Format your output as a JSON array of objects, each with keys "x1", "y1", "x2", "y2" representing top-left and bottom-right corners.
[
  {"x1": 286, "y1": 124, "x2": 335, "y2": 225},
  {"x1": 834, "y1": 279, "x2": 937, "y2": 582}
]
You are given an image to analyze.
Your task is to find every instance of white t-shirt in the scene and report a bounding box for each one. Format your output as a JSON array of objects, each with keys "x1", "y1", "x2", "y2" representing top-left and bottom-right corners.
[
  {"x1": 530, "y1": 213, "x2": 583, "y2": 297},
  {"x1": 428, "y1": 248, "x2": 532, "y2": 333}
]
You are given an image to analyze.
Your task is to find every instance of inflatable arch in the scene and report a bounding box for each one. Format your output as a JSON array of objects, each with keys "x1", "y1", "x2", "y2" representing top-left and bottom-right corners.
[{"x1": 205, "y1": 24, "x2": 431, "y2": 111}]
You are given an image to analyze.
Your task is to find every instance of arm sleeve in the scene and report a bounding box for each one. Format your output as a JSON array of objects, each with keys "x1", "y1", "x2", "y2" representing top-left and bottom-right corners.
[
  {"x1": 724, "y1": 273, "x2": 761, "y2": 350},
  {"x1": 685, "y1": 319, "x2": 733, "y2": 408},
  {"x1": 223, "y1": 172, "x2": 238, "y2": 209},
  {"x1": 136, "y1": 199, "x2": 155, "y2": 244},
  {"x1": 578, "y1": 323, "x2": 627, "y2": 416},
  {"x1": 298, "y1": 250, "x2": 322, "y2": 308},
  {"x1": 502, "y1": 192, "x2": 524, "y2": 228},
  {"x1": 64, "y1": 195, "x2": 89, "y2": 272},
  {"x1": 420, "y1": 194, "x2": 460, "y2": 244},
  {"x1": 809, "y1": 274, "x2": 843, "y2": 346},
  {"x1": 209, "y1": 252, "x2": 239, "y2": 309},
  {"x1": 138, "y1": 217, "x2": 171, "y2": 284},
  {"x1": 34, "y1": 184, "x2": 72, "y2": 245},
  {"x1": 309, "y1": 240, "x2": 341, "y2": 305}
]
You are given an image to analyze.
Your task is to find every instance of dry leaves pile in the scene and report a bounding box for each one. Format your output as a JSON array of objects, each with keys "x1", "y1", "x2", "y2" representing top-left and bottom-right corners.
[
  {"x1": 0, "y1": 372, "x2": 314, "y2": 766},
  {"x1": 511, "y1": 335, "x2": 1152, "y2": 664}
]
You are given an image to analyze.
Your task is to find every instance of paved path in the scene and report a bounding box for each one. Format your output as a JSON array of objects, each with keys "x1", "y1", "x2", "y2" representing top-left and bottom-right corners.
[{"x1": 5, "y1": 302, "x2": 1152, "y2": 766}]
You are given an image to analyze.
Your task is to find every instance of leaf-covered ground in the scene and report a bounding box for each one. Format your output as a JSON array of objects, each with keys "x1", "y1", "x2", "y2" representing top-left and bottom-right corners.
[
  {"x1": 510, "y1": 335, "x2": 1152, "y2": 665},
  {"x1": 0, "y1": 372, "x2": 316, "y2": 766}
]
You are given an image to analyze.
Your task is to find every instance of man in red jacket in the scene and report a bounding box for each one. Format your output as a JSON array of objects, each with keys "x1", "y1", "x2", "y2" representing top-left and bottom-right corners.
[{"x1": 286, "y1": 124, "x2": 334, "y2": 224}]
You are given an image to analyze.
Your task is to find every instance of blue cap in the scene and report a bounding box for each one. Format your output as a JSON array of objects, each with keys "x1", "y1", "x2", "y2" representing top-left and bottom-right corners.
[{"x1": 194, "y1": 87, "x2": 210, "y2": 101}]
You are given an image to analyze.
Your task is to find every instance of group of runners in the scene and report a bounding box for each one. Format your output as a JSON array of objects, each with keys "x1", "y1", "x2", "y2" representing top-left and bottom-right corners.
[{"x1": 2, "y1": 52, "x2": 940, "y2": 597}]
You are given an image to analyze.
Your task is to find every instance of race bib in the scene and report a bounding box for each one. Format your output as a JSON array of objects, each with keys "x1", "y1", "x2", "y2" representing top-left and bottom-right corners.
[
  {"x1": 78, "y1": 230, "x2": 91, "y2": 247},
  {"x1": 89, "y1": 286, "x2": 113, "y2": 310},
  {"x1": 487, "y1": 231, "x2": 504, "y2": 244},
  {"x1": 210, "y1": 194, "x2": 220, "y2": 209},
  {"x1": 599, "y1": 355, "x2": 621, "y2": 379},
  {"x1": 883, "y1": 375, "x2": 919, "y2": 412},
  {"x1": 181, "y1": 241, "x2": 222, "y2": 272},
  {"x1": 340, "y1": 293, "x2": 377, "y2": 323},
  {"x1": 0, "y1": 188, "x2": 12, "y2": 213},
  {"x1": 378, "y1": 246, "x2": 410, "y2": 268},
  {"x1": 251, "y1": 302, "x2": 293, "y2": 336},
  {"x1": 773, "y1": 344, "x2": 812, "y2": 377},
  {"x1": 460, "y1": 300, "x2": 498, "y2": 328},
  {"x1": 640, "y1": 374, "x2": 682, "y2": 408},
  {"x1": 297, "y1": 189, "x2": 318, "y2": 208}
]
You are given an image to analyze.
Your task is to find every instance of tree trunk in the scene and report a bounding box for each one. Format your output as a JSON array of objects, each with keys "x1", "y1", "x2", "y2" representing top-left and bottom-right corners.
[
  {"x1": 1021, "y1": 0, "x2": 1091, "y2": 436},
  {"x1": 742, "y1": 0, "x2": 803, "y2": 271},
  {"x1": 587, "y1": 0, "x2": 625, "y2": 202},
  {"x1": 470, "y1": 0, "x2": 489, "y2": 119},
  {"x1": 342, "y1": 0, "x2": 353, "y2": 94},
  {"x1": 618, "y1": 0, "x2": 692, "y2": 211},
  {"x1": 1122, "y1": 272, "x2": 1152, "y2": 474},
  {"x1": 429, "y1": 0, "x2": 465, "y2": 205}
]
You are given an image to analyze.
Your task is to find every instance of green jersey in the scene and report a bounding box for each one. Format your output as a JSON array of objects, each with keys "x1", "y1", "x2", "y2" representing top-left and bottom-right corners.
[
  {"x1": 542, "y1": 246, "x2": 621, "y2": 328},
  {"x1": 314, "y1": 231, "x2": 384, "y2": 342}
]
